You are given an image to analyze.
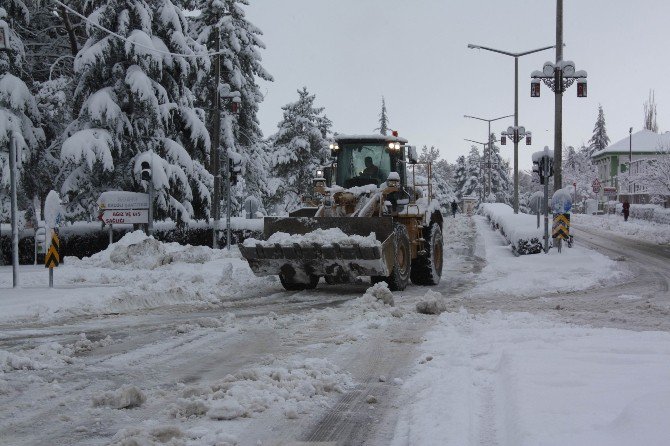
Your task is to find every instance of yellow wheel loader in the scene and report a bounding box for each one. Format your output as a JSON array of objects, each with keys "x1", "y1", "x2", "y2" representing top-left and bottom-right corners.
[{"x1": 239, "y1": 134, "x2": 444, "y2": 291}]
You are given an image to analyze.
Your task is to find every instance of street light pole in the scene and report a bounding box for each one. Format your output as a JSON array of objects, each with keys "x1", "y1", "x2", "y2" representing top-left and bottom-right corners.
[
  {"x1": 9, "y1": 133, "x2": 19, "y2": 287},
  {"x1": 211, "y1": 24, "x2": 221, "y2": 249},
  {"x1": 464, "y1": 138, "x2": 497, "y2": 200},
  {"x1": 464, "y1": 114, "x2": 514, "y2": 200},
  {"x1": 554, "y1": 0, "x2": 564, "y2": 192},
  {"x1": 467, "y1": 43, "x2": 554, "y2": 213}
]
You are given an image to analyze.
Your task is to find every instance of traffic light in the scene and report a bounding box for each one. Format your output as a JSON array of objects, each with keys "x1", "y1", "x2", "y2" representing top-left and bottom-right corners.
[
  {"x1": 500, "y1": 136, "x2": 506, "y2": 146},
  {"x1": 229, "y1": 158, "x2": 242, "y2": 185},
  {"x1": 533, "y1": 159, "x2": 544, "y2": 185},
  {"x1": 531, "y1": 79, "x2": 541, "y2": 97},
  {"x1": 526, "y1": 134, "x2": 532, "y2": 145},
  {"x1": 141, "y1": 161, "x2": 151, "y2": 181},
  {"x1": 577, "y1": 79, "x2": 587, "y2": 98}
]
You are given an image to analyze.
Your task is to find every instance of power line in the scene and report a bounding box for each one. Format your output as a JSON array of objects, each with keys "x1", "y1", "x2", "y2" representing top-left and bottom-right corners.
[{"x1": 52, "y1": 0, "x2": 225, "y2": 59}]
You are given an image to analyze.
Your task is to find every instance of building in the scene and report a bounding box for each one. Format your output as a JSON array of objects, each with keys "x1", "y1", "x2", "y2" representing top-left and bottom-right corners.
[{"x1": 591, "y1": 129, "x2": 670, "y2": 204}]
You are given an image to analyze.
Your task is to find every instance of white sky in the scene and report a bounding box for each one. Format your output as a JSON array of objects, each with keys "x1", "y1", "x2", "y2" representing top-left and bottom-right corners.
[{"x1": 245, "y1": 0, "x2": 670, "y2": 170}]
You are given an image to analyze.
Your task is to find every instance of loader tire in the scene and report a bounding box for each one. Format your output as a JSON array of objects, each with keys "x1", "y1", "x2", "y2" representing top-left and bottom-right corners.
[
  {"x1": 410, "y1": 223, "x2": 443, "y2": 286},
  {"x1": 279, "y1": 272, "x2": 319, "y2": 291},
  {"x1": 385, "y1": 223, "x2": 411, "y2": 291}
]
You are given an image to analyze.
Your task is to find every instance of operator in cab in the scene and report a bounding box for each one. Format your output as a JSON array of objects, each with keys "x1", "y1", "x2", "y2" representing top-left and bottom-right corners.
[{"x1": 362, "y1": 156, "x2": 379, "y2": 177}]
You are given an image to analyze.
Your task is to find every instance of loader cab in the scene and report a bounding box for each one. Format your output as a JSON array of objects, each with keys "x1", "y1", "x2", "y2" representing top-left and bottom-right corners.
[{"x1": 332, "y1": 137, "x2": 407, "y2": 189}]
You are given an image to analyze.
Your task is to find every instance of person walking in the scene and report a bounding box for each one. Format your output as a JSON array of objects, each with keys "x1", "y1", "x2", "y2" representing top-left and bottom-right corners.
[
  {"x1": 451, "y1": 200, "x2": 458, "y2": 218},
  {"x1": 622, "y1": 199, "x2": 630, "y2": 222}
]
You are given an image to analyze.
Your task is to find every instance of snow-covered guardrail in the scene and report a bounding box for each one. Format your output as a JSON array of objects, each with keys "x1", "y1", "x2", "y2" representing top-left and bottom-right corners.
[{"x1": 480, "y1": 203, "x2": 547, "y2": 255}]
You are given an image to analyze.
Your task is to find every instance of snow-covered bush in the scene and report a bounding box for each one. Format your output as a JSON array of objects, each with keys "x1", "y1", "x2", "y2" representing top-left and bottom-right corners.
[{"x1": 480, "y1": 203, "x2": 546, "y2": 255}]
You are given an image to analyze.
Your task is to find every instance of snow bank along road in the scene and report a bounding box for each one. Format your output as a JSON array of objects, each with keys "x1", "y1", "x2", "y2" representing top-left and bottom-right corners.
[
  {"x1": 389, "y1": 217, "x2": 670, "y2": 446},
  {"x1": 1, "y1": 214, "x2": 669, "y2": 445}
]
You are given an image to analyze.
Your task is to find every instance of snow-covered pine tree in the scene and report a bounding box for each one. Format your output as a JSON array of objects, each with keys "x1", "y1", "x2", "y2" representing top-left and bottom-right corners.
[
  {"x1": 453, "y1": 155, "x2": 467, "y2": 200},
  {"x1": 10, "y1": 1, "x2": 85, "y2": 213},
  {"x1": 375, "y1": 96, "x2": 389, "y2": 135},
  {"x1": 461, "y1": 146, "x2": 482, "y2": 201},
  {"x1": 418, "y1": 145, "x2": 454, "y2": 208},
  {"x1": 0, "y1": 5, "x2": 45, "y2": 220},
  {"x1": 587, "y1": 105, "x2": 610, "y2": 156},
  {"x1": 267, "y1": 87, "x2": 332, "y2": 213},
  {"x1": 189, "y1": 0, "x2": 274, "y2": 215},
  {"x1": 486, "y1": 135, "x2": 512, "y2": 204},
  {"x1": 60, "y1": 0, "x2": 213, "y2": 222}
]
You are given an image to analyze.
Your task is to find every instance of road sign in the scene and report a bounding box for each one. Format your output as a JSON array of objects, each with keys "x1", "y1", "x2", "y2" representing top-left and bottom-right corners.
[
  {"x1": 101, "y1": 209, "x2": 149, "y2": 225},
  {"x1": 552, "y1": 213, "x2": 570, "y2": 240},
  {"x1": 592, "y1": 179, "x2": 601, "y2": 193},
  {"x1": 603, "y1": 187, "x2": 617, "y2": 198},
  {"x1": 97, "y1": 191, "x2": 149, "y2": 211},
  {"x1": 45, "y1": 231, "x2": 60, "y2": 268}
]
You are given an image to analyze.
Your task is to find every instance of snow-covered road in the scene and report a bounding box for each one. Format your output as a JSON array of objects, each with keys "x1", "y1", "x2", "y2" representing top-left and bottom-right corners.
[{"x1": 1, "y1": 214, "x2": 669, "y2": 445}]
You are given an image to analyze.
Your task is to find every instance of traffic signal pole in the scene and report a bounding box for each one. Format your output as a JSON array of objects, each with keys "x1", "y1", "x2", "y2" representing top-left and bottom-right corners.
[{"x1": 9, "y1": 133, "x2": 19, "y2": 287}]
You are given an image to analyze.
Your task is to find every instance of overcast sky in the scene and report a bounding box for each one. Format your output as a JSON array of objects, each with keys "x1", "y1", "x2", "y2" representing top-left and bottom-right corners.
[{"x1": 244, "y1": 0, "x2": 670, "y2": 171}]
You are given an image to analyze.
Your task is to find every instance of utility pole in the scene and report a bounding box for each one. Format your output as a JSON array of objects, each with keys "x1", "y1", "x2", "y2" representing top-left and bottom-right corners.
[
  {"x1": 9, "y1": 133, "x2": 19, "y2": 287},
  {"x1": 211, "y1": 23, "x2": 222, "y2": 249},
  {"x1": 554, "y1": 0, "x2": 564, "y2": 192}
]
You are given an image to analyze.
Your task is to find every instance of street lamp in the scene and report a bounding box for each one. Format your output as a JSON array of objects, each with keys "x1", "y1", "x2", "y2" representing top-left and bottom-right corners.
[
  {"x1": 464, "y1": 114, "x2": 513, "y2": 200},
  {"x1": 501, "y1": 126, "x2": 533, "y2": 147},
  {"x1": 529, "y1": 0, "x2": 588, "y2": 191},
  {"x1": 467, "y1": 43, "x2": 554, "y2": 213}
]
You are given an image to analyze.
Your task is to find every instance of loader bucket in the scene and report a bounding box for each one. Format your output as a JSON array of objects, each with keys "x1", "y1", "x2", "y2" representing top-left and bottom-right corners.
[{"x1": 239, "y1": 217, "x2": 396, "y2": 282}]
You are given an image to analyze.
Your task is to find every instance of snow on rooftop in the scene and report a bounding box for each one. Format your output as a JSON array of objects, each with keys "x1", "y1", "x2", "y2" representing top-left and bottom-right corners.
[
  {"x1": 335, "y1": 134, "x2": 409, "y2": 144},
  {"x1": 592, "y1": 129, "x2": 670, "y2": 158}
]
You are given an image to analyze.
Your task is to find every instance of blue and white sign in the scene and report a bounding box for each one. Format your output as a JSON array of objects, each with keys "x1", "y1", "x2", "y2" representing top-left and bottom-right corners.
[{"x1": 551, "y1": 189, "x2": 573, "y2": 214}]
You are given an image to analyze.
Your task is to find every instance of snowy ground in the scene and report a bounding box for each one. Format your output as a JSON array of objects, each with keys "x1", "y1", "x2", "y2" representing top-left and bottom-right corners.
[
  {"x1": 572, "y1": 212, "x2": 670, "y2": 245},
  {"x1": 1, "y1": 214, "x2": 669, "y2": 445}
]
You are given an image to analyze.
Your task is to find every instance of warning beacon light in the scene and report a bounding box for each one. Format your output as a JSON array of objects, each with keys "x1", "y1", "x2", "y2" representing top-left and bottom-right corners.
[
  {"x1": 531, "y1": 79, "x2": 541, "y2": 98},
  {"x1": 577, "y1": 79, "x2": 587, "y2": 98}
]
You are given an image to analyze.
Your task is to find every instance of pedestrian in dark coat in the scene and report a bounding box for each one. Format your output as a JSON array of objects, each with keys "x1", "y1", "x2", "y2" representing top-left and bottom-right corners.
[
  {"x1": 451, "y1": 200, "x2": 458, "y2": 217},
  {"x1": 622, "y1": 200, "x2": 630, "y2": 222}
]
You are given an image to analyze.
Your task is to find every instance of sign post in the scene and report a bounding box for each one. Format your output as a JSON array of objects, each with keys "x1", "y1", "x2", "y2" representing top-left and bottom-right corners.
[
  {"x1": 9, "y1": 133, "x2": 19, "y2": 287},
  {"x1": 97, "y1": 192, "x2": 150, "y2": 231},
  {"x1": 44, "y1": 191, "x2": 64, "y2": 288},
  {"x1": 45, "y1": 230, "x2": 60, "y2": 287}
]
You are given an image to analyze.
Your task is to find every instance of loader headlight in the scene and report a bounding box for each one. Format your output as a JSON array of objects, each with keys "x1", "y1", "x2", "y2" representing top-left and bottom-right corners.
[
  {"x1": 316, "y1": 168, "x2": 324, "y2": 178},
  {"x1": 387, "y1": 142, "x2": 401, "y2": 151},
  {"x1": 387, "y1": 179, "x2": 400, "y2": 188}
]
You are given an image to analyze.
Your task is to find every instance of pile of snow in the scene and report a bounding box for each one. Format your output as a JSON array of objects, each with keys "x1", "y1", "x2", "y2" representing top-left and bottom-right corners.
[
  {"x1": 391, "y1": 309, "x2": 670, "y2": 446},
  {"x1": 244, "y1": 227, "x2": 381, "y2": 248},
  {"x1": 416, "y1": 290, "x2": 447, "y2": 315},
  {"x1": 0, "y1": 333, "x2": 114, "y2": 374},
  {"x1": 110, "y1": 421, "x2": 238, "y2": 446},
  {"x1": 92, "y1": 385, "x2": 146, "y2": 409},
  {"x1": 364, "y1": 282, "x2": 395, "y2": 306},
  {"x1": 170, "y1": 357, "x2": 351, "y2": 422}
]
